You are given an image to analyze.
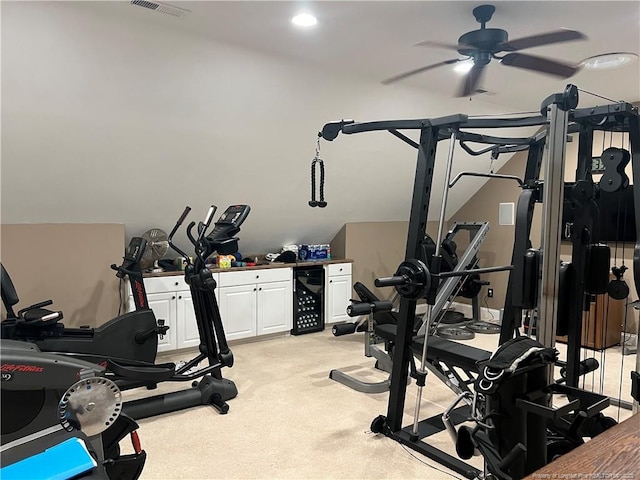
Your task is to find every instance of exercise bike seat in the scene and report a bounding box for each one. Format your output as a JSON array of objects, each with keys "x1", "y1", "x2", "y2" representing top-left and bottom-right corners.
[{"x1": 107, "y1": 359, "x2": 177, "y2": 383}]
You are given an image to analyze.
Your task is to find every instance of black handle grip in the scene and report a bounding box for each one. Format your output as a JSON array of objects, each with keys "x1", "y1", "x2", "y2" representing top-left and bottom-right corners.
[
  {"x1": 332, "y1": 323, "x2": 357, "y2": 336},
  {"x1": 497, "y1": 443, "x2": 526, "y2": 472},
  {"x1": 579, "y1": 358, "x2": 599, "y2": 375},
  {"x1": 375, "y1": 276, "x2": 407, "y2": 288}
]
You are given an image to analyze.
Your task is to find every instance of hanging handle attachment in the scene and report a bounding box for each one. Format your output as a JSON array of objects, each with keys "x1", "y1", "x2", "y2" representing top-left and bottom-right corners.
[{"x1": 309, "y1": 133, "x2": 327, "y2": 208}]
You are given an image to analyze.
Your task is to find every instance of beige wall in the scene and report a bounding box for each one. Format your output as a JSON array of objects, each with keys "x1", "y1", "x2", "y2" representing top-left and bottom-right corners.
[
  {"x1": 449, "y1": 150, "x2": 529, "y2": 310},
  {"x1": 1, "y1": 224, "x2": 125, "y2": 328}
]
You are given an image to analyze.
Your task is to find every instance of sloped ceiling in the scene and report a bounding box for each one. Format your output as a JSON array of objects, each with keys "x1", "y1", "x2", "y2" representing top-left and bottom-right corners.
[{"x1": 94, "y1": 0, "x2": 640, "y2": 109}]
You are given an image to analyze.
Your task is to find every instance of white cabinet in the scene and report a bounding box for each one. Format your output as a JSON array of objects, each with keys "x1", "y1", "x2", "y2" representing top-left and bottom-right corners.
[
  {"x1": 129, "y1": 274, "x2": 215, "y2": 352},
  {"x1": 257, "y1": 280, "x2": 293, "y2": 335},
  {"x1": 325, "y1": 263, "x2": 353, "y2": 325},
  {"x1": 217, "y1": 284, "x2": 257, "y2": 340},
  {"x1": 218, "y1": 268, "x2": 292, "y2": 341}
]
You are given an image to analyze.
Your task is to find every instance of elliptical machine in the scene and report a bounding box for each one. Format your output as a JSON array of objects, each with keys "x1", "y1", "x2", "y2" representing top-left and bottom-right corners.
[
  {"x1": 108, "y1": 204, "x2": 249, "y2": 419},
  {"x1": 1, "y1": 237, "x2": 167, "y2": 366}
]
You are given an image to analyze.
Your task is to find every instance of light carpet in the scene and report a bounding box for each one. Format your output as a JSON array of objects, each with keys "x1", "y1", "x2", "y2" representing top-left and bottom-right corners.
[{"x1": 123, "y1": 327, "x2": 636, "y2": 480}]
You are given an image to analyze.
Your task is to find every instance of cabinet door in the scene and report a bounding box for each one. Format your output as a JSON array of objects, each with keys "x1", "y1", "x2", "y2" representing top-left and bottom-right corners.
[
  {"x1": 176, "y1": 291, "x2": 200, "y2": 350},
  {"x1": 257, "y1": 280, "x2": 292, "y2": 335},
  {"x1": 217, "y1": 284, "x2": 257, "y2": 341},
  {"x1": 147, "y1": 292, "x2": 177, "y2": 352},
  {"x1": 327, "y1": 275, "x2": 352, "y2": 324}
]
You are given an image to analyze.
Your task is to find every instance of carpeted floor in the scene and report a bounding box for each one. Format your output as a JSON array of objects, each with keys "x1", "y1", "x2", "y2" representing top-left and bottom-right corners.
[{"x1": 123, "y1": 325, "x2": 637, "y2": 480}]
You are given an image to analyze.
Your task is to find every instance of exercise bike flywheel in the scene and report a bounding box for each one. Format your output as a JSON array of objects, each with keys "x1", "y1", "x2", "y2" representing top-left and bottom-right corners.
[{"x1": 58, "y1": 376, "x2": 122, "y2": 437}]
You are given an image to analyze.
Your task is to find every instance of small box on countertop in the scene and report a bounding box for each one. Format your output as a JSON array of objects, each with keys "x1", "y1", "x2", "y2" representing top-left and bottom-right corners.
[{"x1": 298, "y1": 244, "x2": 331, "y2": 261}]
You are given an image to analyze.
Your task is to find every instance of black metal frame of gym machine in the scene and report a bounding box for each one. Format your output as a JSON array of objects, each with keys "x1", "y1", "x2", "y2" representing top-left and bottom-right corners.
[
  {"x1": 320, "y1": 86, "x2": 640, "y2": 478},
  {"x1": 499, "y1": 100, "x2": 640, "y2": 391}
]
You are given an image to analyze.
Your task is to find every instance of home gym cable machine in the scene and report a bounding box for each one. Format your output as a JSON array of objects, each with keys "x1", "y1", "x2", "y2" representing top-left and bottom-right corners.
[{"x1": 317, "y1": 84, "x2": 640, "y2": 479}]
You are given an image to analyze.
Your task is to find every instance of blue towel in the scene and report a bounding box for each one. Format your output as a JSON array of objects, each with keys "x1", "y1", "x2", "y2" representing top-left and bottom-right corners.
[{"x1": 1, "y1": 437, "x2": 97, "y2": 480}]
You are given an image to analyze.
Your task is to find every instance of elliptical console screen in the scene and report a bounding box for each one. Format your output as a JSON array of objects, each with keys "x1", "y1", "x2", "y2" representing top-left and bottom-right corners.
[{"x1": 208, "y1": 205, "x2": 251, "y2": 241}]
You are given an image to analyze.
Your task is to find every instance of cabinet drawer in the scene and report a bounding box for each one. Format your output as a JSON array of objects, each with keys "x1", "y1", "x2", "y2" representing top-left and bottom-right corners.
[
  {"x1": 144, "y1": 275, "x2": 189, "y2": 294},
  {"x1": 218, "y1": 268, "x2": 291, "y2": 287},
  {"x1": 327, "y1": 263, "x2": 352, "y2": 276}
]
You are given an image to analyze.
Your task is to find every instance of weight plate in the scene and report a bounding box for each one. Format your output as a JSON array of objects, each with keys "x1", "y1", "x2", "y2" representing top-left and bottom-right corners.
[
  {"x1": 466, "y1": 321, "x2": 501, "y2": 334},
  {"x1": 394, "y1": 259, "x2": 431, "y2": 300},
  {"x1": 58, "y1": 376, "x2": 122, "y2": 437},
  {"x1": 459, "y1": 274, "x2": 482, "y2": 299},
  {"x1": 439, "y1": 311, "x2": 467, "y2": 325},
  {"x1": 436, "y1": 326, "x2": 475, "y2": 340}
]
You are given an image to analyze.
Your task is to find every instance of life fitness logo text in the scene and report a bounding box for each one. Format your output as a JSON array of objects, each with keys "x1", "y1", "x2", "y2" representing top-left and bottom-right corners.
[{"x1": 1, "y1": 364, "x2": 45, "y2": 377}]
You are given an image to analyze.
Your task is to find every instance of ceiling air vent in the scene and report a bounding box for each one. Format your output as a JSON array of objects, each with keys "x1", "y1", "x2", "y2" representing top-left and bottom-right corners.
[{"x1": 130, "y1": 0, "x2": 190, "y2": 18}]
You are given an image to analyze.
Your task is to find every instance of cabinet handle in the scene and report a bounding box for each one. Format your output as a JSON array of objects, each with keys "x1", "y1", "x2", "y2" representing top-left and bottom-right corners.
[
  {"x1": 178, "y1": 296, "x2": 182, "y2": 299},
  {"x1": 172, "y1": 296, "x2": 176, "y2": 300},
  {"x1": 253, "y1": 288, "x2": 257, "y2": 292},
  {"x1": 256, "y1": 275, "x2": 260, "y2": 279},
  {"x1": 339, "y1": 268, "x2": 343, "y2": 272},
  {"x1": 175, "y1": 282, "x2": 179, "y2": 286},
  {"x1": 259, "y1": 287, "x2": 262, "y2": 291},
  {"x1": 329, "y1": 280, "x2": 333, "y2": 283}
]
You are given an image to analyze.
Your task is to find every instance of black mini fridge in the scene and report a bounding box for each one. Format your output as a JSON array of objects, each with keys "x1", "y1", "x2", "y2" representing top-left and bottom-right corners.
[{"x1": 291, "y1": 266, "x2": 325, "y2": 335}]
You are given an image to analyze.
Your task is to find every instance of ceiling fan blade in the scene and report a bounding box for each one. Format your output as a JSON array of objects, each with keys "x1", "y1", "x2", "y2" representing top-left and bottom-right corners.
[
  {"x1": 456, "y1": 64, "x2": 485, "y2": 98},
  {"x1": 501, "y1": 52, "x2": 579, "y2": 78},
  {"x1": 382, "y1": 59, "x2": 461, "y2": 85},
  {"x1": 501, "y1": 29, "x2": 586, "y2": 51}
]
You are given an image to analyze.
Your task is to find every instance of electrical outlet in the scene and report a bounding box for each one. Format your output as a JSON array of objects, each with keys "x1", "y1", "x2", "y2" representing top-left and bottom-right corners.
[{"x1": 487, "y1": 288, "x2": 494, "y2": 298}]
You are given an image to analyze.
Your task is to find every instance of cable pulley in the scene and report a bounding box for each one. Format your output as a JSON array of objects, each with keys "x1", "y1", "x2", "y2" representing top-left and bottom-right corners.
[{"x1": 608, "y1": 265, "x2": 629, "y2": 300}]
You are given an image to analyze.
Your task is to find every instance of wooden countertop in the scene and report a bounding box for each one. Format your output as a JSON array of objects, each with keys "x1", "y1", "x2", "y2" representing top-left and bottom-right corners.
[
  {"x1": 524, "y1": 413, "x2": 640, "y2": 479},
  {"x1": 144, "y1": 258, "x2": 353, "y2": 277}
]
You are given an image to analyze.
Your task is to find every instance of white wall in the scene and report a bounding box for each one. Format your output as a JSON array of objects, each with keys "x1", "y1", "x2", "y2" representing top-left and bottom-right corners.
[{"x1": 1, "y1": 1, "x2": 523, "y2": 257}]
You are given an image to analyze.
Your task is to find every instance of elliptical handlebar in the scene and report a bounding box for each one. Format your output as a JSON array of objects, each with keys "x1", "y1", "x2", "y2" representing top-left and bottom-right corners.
[
  {"x1": 167, "y1": 206, "x2": 193, "y2": 263},
  {"x1": 199, "y1": 206, "x2": 216, "y2": 242}
]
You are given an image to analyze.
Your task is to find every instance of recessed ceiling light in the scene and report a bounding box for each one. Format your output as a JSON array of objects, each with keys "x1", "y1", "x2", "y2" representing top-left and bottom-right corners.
[
  {"x1": 581, "y1": 52, "x2": 638, "y2": 70},
  {"x1": 454, "y1": 60, "x2": 474, "y2": 73},
  {"x1": 291, "y1": 13, "x2": 317, "y2": 28}
]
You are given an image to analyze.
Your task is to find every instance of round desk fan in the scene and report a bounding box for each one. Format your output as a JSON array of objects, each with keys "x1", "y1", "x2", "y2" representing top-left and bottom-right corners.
[{"x1": 141, "y1": 228, "x2": 169, "y2": 272}]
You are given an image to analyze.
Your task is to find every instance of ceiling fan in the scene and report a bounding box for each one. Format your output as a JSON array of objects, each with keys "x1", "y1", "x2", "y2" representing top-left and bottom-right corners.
[{"x1": 382, "y1": 4, "x2": 587, "y2": 97}]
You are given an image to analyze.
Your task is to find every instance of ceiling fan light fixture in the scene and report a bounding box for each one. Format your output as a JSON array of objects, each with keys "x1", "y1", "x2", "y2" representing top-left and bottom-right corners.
[
  {"x1": 291, "y1": 12, "x2": 317, "y2": 28},
  {"x1": 581, "y1": 53, "x2": 638, "y2": 70},
  {"x1": 454, "y1": 60, "x2": 474, "y2": 73}
]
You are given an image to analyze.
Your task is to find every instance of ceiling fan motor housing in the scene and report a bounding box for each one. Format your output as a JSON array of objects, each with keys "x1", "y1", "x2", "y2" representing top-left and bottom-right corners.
[{"x1": 458, "y1": 28, "x2": 508, "y2": 57}]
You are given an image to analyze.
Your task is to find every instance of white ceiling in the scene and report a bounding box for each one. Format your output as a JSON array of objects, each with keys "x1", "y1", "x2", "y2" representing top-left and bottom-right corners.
[{"x1": 95, "y1": 0, "x2": 640, "y2": 111}]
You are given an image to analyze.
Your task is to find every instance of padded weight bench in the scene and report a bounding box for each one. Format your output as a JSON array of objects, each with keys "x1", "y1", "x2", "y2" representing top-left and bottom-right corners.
[
  {"x1": 375, "y1": 323, "x2": 491, "y2": 396},
  {"x1": 412, "y1": 335, "x2": 491, "y2": 373},
  {"x1": 375, "y1": 324, "x2": 491, "y2": 373}
]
